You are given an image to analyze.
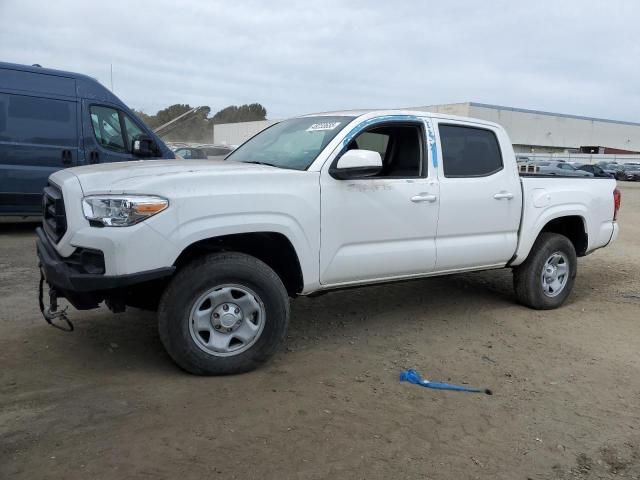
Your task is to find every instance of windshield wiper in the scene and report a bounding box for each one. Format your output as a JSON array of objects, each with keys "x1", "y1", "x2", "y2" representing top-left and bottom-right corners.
[{"x1": 241, "y1": 161, "x2": 278, "y2": 167}]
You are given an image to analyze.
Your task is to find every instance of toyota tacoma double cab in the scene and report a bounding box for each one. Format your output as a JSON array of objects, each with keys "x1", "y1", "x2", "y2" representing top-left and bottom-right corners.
[{"x1": 36, "y1": 110, "x2": 621, "y2": 374}]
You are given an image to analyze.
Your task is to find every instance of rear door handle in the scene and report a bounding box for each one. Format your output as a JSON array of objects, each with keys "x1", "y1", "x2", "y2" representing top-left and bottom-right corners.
[
  {"x1": 493, "y1": 192, "x2": 514, "y2": 200},
  {"x1": 411, "y1": 193, "x2": 438, "y2": 203}
]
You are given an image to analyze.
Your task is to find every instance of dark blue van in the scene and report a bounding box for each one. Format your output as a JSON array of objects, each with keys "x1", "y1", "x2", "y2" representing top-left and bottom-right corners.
[{"x1": 0, "y1": 62, "x2": 174, "y2": 215}]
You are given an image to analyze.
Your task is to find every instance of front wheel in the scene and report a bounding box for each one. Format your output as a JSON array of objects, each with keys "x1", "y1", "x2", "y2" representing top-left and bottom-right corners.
[
  {"x1": 513, "y1": 232, "x2": 577, "y2": 310},
  {"x1": 158, "y1": 252, "x2": 290, "y2": 375}
]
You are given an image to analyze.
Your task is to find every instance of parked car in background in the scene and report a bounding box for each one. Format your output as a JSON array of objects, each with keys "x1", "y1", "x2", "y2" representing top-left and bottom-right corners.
[
  {"x1": 0, "y1": 62, "x2": 175, "y2": 216},
  {"x1": 600, "y1": 163, "x2": 624, "y2": 179},
  {"x1": 620, "y1": 163, "x2": 640, "y2": 181},
  {"x1": 198, "y1": 144, "x2": 235, "y2": 160},
  {"x1": 536, "y1": 161, "x2": 594, "y2": 177},
  {"x1": 174, "y1": 146, "x2": 208, "y2": 160},
  {"x1": 574, "y1": 163, "x2": 614, "y2": 178}
]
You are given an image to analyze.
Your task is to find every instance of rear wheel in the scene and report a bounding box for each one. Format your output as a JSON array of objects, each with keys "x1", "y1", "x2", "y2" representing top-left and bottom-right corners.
[
  {"x1": 513, "y1": 232, "x2": 577, "y2": 310},
  {"x1": 158, "y1": 252, "x2": 289, "y2": 375}
]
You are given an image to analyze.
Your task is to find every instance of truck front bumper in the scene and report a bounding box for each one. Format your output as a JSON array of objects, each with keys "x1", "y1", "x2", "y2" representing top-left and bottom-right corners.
[{"x1": 36, "y1": 227, "x2": 175, "y2": 309}]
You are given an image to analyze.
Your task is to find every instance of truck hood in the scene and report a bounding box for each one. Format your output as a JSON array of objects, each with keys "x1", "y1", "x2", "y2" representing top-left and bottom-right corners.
[{"x1": 65, "y1": 159, "x2": 287, "y2": 193}]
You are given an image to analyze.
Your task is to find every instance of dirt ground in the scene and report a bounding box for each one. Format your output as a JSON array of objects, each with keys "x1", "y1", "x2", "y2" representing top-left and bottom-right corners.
[{"x1": 1, "y1": 183, "x2": 639, "y2": 480}]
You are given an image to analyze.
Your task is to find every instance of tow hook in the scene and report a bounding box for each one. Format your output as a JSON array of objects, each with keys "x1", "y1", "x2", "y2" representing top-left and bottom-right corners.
[{"x1": 38, "y1": 267, "x2": 74, "y2": 332}]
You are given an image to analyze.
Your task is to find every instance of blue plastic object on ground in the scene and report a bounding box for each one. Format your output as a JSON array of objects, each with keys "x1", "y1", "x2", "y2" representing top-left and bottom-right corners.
[{"x1": 400, "y1": 369, "x2": 492, "y2": 395}]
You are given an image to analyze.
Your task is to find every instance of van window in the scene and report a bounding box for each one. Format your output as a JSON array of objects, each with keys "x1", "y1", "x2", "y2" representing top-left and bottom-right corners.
[
  {"x1": 90, "y1": 106, "x2": 148, "y2": 153},
  {"x1": 0, "y1": 93, "x2": 76, "y2": 146},
  {"x1": 90, "y1": 106, "x2": 126, "y2": 152},
  {"x1": 439, "y1": 125, "x2": 503, "y2": 177},
  {"x1": 124, "y1": 115, "x2": 144, "y2": 146}
]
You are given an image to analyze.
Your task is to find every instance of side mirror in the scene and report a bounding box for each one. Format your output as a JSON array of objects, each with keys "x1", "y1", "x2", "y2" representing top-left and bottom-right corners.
[
  {"x1": 132, "y1": 135, "x2": 158, "y2": 158},
  {"x1": 330, "y1": 149, "x2": 382, "y2": 180}
]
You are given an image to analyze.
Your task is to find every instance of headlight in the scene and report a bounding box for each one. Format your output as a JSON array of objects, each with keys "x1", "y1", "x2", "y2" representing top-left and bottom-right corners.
[{"x1": 82, "y1": 195, "x2": 168, "y2": 227}]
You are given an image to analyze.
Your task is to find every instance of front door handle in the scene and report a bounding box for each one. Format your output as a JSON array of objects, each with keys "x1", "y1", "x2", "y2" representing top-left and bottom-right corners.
[
  {"x1": 411, "y1": 193, "x2": 438, "y2": 203},
  {"x1": 493, "y1": 192, "x2": 514, "y2": 200}
]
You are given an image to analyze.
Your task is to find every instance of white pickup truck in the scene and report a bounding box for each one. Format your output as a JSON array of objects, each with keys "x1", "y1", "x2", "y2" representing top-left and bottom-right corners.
[{"x1": 36, "y1": 109, "x2": 621, "y2": 374}]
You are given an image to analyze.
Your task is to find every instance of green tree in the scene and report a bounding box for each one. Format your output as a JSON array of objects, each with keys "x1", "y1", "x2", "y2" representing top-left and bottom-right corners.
[
  {"x1": 151, "y1": 104, "x2": 193, "y2": 129},
  {"x1": 131, "y1": 109, "x2": 154, "y2": 127},
  {"x1": 211, "y1": 103, "x2": 267, "y2": 124},
  {"x1": 133, "y1": 103, "x2": 267, "y2": 143}
]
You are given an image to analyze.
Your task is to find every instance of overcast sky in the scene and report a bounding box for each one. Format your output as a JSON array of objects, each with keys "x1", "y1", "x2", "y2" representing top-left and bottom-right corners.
[{"x1": 1, "y1": 0, "x2": 638, "y2": 121}]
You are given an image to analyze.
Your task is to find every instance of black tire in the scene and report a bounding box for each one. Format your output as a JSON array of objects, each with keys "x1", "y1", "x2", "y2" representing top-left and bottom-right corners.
[
  {"x1": 158, "y1": 252, "x2": 289, "y2": 375},
  {"x1": 513, "y1": 232, "x2": 577, "y2": 310}
]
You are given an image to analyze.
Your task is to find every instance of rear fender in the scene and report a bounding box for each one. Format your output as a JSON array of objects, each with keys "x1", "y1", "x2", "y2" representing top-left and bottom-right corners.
[{"x1": 510, "y1": 205, "x2": 588, "y2": 266}]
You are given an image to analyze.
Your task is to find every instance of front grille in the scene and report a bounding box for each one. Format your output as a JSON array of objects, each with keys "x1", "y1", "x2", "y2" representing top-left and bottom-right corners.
[{"x1": 42, "y1": 183, "x2": 67, "y2": 243}]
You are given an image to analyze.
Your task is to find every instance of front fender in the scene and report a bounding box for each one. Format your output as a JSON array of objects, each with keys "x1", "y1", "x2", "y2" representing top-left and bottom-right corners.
[{"x1": 149, "y1": 209, "x2": 319, "y2": 292}]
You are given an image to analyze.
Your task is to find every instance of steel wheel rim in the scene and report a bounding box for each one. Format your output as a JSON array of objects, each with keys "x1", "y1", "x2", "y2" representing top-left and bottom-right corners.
[
  {"x1": 541, "y1": 251, "x2": 569, "y2": 297},
  {"x1": 189, "y1": 284, "x2": 265, "y2": 357}
]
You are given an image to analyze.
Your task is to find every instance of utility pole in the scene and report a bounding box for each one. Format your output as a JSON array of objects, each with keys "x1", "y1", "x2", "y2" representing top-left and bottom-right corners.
[{"x1": 110, "y1": 64, "x2": 113, "y2": 92}]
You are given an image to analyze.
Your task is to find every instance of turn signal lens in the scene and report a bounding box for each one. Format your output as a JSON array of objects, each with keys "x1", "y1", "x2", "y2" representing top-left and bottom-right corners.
[{"x1": 134, "y1": 202, "x2": 168, "y2": 215}]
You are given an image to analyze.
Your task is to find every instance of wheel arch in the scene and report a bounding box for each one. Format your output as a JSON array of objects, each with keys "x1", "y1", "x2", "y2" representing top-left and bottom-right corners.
[
  {"x1": 511, "y1": 210, "x2": 589, "y2": 266},
  {"x1": 539, "y1": 215, "x2": 588, "y2": 256},
  {"x1": 173, "y1": 231, "x2": 305, "y2": 296}
]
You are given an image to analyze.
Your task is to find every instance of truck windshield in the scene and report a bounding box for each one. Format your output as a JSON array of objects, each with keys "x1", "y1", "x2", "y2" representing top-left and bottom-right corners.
[{"x1": 225, "y1": 116, "x2": 355, "y2": 170}]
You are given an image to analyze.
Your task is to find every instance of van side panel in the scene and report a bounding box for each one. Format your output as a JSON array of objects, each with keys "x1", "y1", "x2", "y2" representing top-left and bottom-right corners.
[
  {"x1": 0, "y1": 90, "x2": 79, "y2": 214},
  {"x1": 0, "y1": 68, "x2": 76, "y2": 98}
]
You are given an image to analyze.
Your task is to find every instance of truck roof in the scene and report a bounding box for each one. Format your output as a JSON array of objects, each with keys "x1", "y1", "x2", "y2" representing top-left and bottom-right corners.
[{"x1": 302, "y1": 108, "x2": 503, "y2": 129}]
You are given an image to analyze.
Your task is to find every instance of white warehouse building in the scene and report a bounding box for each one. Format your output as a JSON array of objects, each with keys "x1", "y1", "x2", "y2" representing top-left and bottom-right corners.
[
  {"x1": 212, "y1": 102, "x2": 640, "y2": 156},
  {"x1": 416, "y1": 102, "x2": 640, "y2": 154}
]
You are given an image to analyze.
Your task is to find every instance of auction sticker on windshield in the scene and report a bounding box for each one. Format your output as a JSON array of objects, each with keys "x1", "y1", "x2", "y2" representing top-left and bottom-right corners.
[{"x1": 306, "y1": 122, "x2": 341, "y2": 132}]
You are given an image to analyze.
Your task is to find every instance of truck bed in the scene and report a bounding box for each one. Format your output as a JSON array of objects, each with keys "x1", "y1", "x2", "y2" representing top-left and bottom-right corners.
[{"x1": 510, "y1": 176, "x2": 618, "y2": 265}]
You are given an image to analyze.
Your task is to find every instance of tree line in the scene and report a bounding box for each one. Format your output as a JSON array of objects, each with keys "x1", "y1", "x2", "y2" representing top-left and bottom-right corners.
[{"x1": 133, "y1": 103, "x2": 267, "y2": 143}]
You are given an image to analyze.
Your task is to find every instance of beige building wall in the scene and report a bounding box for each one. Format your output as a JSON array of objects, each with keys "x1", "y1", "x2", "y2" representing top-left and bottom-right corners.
[{"x1": 212, "y1": 120, "x2": 277, "y2": 146}]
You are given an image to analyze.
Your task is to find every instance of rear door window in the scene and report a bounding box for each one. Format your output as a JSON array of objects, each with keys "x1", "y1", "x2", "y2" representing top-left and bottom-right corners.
[{"x1": 439, "y1": 125, "x2": 503, "y2": 177}]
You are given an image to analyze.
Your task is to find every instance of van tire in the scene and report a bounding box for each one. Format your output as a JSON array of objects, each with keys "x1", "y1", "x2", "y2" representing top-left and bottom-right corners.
[
  {"x1": 513, "y1": 232, "x2": 577, "y2": 310},
  {"x1": 158, "y1": 252, "x2": 289, "y2": 375}
]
